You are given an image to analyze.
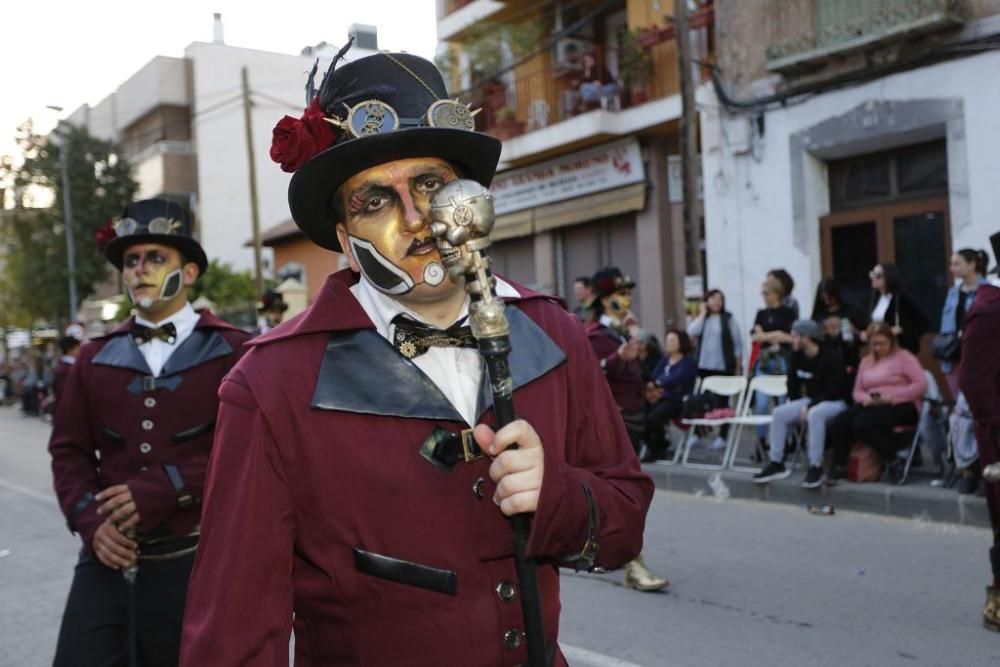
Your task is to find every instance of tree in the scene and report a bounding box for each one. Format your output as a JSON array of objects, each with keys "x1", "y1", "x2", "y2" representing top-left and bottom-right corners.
[
  {"x1": 188, "y1": 259, "x2": 257, "y2": 311},
  {"x1": 0, "y1": 120, "x2": 137, "y2": 326}
]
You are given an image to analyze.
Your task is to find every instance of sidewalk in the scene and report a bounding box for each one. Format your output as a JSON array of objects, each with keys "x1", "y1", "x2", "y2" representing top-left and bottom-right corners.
[{"x1": 644, "y1": 461, "x2": 990, "y2": 528}]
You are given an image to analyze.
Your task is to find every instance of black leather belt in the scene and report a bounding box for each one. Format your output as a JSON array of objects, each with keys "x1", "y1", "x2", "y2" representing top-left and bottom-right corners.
[
  {"x1": 136, "y1": 529, "x2": 199, "y2": 561},
  {"x1": 419, "y1": 426, "x2": 483, "y2": 470}
]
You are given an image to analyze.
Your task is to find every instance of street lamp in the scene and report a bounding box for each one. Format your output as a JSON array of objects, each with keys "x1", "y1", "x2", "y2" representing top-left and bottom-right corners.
[{"x1": 46, "y1": 105, "x2": 79, "y2": 322}]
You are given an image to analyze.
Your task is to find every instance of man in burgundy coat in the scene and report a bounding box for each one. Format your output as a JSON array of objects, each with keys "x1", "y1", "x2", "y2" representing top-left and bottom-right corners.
[
  {"x1": 959, "y1": 231, "x2": 1000, "y2": 633},
  {"x1": 179, "y1": 52, "x2": 653, "y2": 666},
  {"x1": 49, "y1": 199, "x2": 250, "y2": 666},
  {"x1": 584, "y1": 267, "x2": 668, "y2": 593}
]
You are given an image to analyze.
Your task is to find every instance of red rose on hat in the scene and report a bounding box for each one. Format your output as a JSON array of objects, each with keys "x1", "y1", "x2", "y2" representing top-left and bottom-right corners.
[
  {"x1": 94, "y1": 219, "x2": 116, "y2": 249},
  {"x1": 269, "y1": 98, "x2": 337, "y2": 173}
]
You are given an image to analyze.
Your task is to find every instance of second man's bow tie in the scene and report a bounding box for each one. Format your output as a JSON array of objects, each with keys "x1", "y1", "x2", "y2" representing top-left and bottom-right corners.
[
  {"x1": 132, "y1": 321, "x2": 178, "y2": 345},
  {"x1": 391, "y1": 315, "x2": 478, "y2": 359}
]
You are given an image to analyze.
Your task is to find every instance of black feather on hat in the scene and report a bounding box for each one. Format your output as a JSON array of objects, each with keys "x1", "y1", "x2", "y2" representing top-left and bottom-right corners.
[
  {"x1": 274, "y1": 50, "x2": 502, "y2": 253},
  {"x1": 103, "y1": 199, "x2": 207, "y2": 274}
]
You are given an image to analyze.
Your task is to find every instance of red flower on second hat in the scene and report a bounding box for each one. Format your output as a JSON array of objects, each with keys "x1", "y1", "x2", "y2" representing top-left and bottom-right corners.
[
  {"x1": 94, "y1": 219, "x2": 116, "y2": 249},
  {"x1": 270, "y1": 98, "x2": 337, "y2": 173}
]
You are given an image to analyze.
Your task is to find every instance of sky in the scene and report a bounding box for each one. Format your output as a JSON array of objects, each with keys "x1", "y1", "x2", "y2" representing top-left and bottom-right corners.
[{"x1": 2, "y1": 0, "x2": 439, "y2": 158}]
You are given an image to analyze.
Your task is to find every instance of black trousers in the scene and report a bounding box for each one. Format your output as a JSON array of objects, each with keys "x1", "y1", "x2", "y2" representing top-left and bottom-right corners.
[
  {"x1": 52, "y1": 548, "x2": 195, "y2": 667},
  {"x1": 828, "y1": 403, "x2": 919, "y2": 468},
  {"x1": 645, "y1": 397, "x2": 684, "y2": 452}
]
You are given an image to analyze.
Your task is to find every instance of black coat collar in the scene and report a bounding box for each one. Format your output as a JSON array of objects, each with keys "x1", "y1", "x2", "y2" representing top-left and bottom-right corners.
[
  {"x1": 311, "y1": 305, "x2": 566, "y2": 424},
  {"x1": 92, "y1": 328, "x2": 233, "y2": 377}
]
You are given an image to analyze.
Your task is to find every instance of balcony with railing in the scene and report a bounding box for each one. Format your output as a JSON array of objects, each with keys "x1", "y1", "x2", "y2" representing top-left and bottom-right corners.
[{"x1": 766, "y1": 0, "x2": 965, "y2": 73}]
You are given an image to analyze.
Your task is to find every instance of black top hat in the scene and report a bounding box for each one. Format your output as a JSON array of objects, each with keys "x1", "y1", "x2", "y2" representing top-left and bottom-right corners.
[
  {"x1": 283, "y1": 52, "x2": 502, "y2": 253},
  {"x1": 104, "y1": 199, "x2": 208, "y2": 274},
  {"x1": 258, "y1": 289, "x2": 288, "y2": 313},
  {"x1": 591, "y1": 267, "x2": 636, "y2": 301}
]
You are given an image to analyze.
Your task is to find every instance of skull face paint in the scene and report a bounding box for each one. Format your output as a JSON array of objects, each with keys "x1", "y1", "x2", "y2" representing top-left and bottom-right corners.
[
  {"x1": 122, "y1": 244, "x2": 185, "y2": 312},
  {"x1": 338, "y1": 158, "x2": 459, "y2": 300}
]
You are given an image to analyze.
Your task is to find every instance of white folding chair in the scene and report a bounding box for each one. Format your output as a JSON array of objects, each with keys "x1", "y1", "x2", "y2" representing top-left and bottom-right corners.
[
  {"x1": 678, "y1": 375, "x2": 747, "y2": 470},
  {"x1": 896, "y1": 370, "x2": 943, "y2": 485},
  {"x1": 726, "y1": 375, "x2": 788, "y2": 471}
]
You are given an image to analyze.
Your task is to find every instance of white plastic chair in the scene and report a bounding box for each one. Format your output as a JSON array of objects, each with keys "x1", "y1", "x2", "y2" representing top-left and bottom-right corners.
[
  {"x1": 896, "y1": 370, "x2": 944, "y2": 485},
  {"x1": 678, "y1": 375, "x2": 748, "y2": 470},
  {"x1": 726, "y1": 375, "x2": 788, "y2": 471}
]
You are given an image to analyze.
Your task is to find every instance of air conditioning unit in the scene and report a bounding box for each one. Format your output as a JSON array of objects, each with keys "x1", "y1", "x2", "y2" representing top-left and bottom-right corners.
[{"x1": 553, "y1": 37, "x2": 590, "y2": 66}]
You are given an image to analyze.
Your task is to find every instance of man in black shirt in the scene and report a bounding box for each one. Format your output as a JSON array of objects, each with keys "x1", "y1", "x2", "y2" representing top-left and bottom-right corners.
[{"x1": 753, "y1": 319, "x2": 849, "y2": 488}]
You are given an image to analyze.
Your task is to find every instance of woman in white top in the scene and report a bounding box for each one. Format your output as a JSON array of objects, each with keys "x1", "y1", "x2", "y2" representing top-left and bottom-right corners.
[{"x1": 867, "y1": 263, "x2": 927, "y2": 354}]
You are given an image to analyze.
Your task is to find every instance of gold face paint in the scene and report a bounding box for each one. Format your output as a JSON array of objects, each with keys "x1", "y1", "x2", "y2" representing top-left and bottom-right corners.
[
  {"x1": 606, "y1": 289, "x2": 632, "y2": 319},
  {"x1": 122, "y1": 243, "x2": 184, "y2": 312},
  {"x1": 339, "y1": 158, "x2": 459, "y2": 299}
]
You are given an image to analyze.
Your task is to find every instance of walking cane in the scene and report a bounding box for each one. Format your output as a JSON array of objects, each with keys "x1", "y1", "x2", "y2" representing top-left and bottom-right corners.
[
  {"x1": 122, "y1": 530, "x2": 139, "y2": 667},
  {"x1": 430, "y1": 180, "x2": 548, "y2": 667}
]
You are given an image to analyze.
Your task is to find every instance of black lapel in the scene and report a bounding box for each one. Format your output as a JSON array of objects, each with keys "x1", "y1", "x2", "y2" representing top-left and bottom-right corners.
[
  {"x1": 311, "y1": 329, "x2": 466, "y2": 422},
  {"x1": 92, "y1": 335, "x2": 153, "y2": 375},
  {"x1": 476, "y1": 306, "x2": 567, "y2": 418},
  {"x1": 160, "y1": 329, "x2": 234, "y2": 376}
]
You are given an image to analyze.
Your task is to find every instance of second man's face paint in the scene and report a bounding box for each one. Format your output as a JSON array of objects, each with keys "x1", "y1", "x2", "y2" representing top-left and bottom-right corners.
[
  {"x1": 122, "y1": 244, "x2": 185, "y2": 312},
  {"x1": 339, "y1": 158, "x2": 457, "y2": 298}
]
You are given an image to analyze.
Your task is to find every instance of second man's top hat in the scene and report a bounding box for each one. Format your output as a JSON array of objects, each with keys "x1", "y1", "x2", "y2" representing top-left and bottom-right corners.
[
  {"x1": 591, "y1": 267, "x2": 636, "y2": 301},
  {"x1": 103, "y1": 198, "x2": 208, "y2": 274}
]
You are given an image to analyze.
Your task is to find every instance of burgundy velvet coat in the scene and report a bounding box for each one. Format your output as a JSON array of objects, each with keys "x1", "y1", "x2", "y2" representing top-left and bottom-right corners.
[
  {"x1": 180, "y1": 270, "x2": 653, "y2": 667},
  {"x1": 959, "y1": 284, "x2": 1000, "y2": 534},
  {"x1": 585, "y1": 320, "x2": 644, "y2": 414},
  {"x1": 49, "y1": 311, "x2": 250, "y2": 550}
]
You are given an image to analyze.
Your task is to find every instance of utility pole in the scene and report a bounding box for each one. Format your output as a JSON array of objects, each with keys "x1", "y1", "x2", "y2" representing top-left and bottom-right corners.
[
  {"x1": 242, "y1": 66, "x2": 264, "y2": 297},
  {"x1": 58, "y1": 129, "x2": 80, "y2": 321},
  {"x1": 676, "y1": 0, "x2": 703, "y2": 278}
]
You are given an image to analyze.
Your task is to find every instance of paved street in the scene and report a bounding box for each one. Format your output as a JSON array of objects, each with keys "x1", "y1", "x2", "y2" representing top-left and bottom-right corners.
[{"x1": 1, "y1": 404, "x2": 997, "y2": 667}]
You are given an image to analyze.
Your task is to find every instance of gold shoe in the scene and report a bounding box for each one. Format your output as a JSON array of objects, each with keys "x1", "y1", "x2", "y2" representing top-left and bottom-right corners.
[
  {"x1": 624, "y1": 555, "x2": 669, "y2": 592},
  {"x1": 985, "y1": 586, "x2": 1000, "y2": 633}
]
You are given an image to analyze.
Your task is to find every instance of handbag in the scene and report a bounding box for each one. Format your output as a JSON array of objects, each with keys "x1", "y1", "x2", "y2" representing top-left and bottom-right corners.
[{"x1": 931, "y1": 333, "x2": 961, "y2": 362}]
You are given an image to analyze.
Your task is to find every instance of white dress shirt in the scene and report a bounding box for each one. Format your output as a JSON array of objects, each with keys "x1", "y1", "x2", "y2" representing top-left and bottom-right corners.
[
  {"x1": 351, "y1": 275, "x2": 520, "y2": 426},
  {"x1": 134, "y1": 302, "x2": 200, "y2": 377}
]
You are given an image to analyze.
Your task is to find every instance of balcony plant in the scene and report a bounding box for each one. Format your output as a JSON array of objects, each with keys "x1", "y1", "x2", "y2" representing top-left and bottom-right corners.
[
  {"x1": 487, "y1": 106, "x2": 526, "y2": 141},
  {"x1": 619, "y1": 28, "x2": 654, "y2": 106}
]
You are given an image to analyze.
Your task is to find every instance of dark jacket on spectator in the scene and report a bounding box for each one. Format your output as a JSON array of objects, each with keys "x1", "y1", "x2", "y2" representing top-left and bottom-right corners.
[
  {"x1": 787, "y1": 344, "x2": 847, "y2": 406},
  {"x1": 870, "y1": 291, "x2": 928, "y2": 354},
  {"x1": 649, "y1": 355, "x2": 698, "y2": 406}
]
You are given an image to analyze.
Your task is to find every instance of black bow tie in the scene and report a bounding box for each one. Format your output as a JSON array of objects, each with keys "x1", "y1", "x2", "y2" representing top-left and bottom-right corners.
[
  {"x1": 391, "y1": 315, "x2": 478, "y2": 359},
  {"x1": 132, "y1": 321, "x2": 177, "y2": 345}
]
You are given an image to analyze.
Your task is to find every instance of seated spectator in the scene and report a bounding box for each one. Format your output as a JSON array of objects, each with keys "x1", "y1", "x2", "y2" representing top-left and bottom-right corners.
[
  {"x1": 827, "y1": 321, "x2": 928, "y2": 480},
  {"x1": 752, "y1": 320, "x2": 848, "y2": 488},
  {"x1": 634, "y1": 329, "x2": 664, "y2": 383},
  {"x1": 578, "y1": 52, "x2": 619, "y2": 110},
  {"x1": 642, "y1": 329, "x2": 698, "y2": 462}
]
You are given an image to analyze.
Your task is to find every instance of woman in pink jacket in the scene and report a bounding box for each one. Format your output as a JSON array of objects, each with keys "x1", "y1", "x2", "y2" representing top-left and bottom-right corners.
[{"x1": 827, "y1": 321, "x2": 928, "y2": 480}]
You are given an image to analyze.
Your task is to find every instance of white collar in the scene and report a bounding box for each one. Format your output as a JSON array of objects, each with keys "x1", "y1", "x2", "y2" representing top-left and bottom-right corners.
[
  {"x1": 134, "y1": 302, "x2": 199, "y2": 333},
  {"x1": 353, "y1": 274, "x2": 520, "y2": 339},
  {"x1": 59, "y1": 355, "x2": 76, "y2": 365}
]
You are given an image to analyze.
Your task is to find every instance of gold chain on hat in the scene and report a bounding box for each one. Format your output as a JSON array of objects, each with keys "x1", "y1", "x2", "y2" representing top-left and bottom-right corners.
[{"x1": 380, "y1": 52, "x2": 441, "y2": 100}]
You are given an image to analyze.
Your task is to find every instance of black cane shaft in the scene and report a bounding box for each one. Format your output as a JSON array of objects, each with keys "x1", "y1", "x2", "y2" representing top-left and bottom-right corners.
[{"x1": 482, "y1": 342, "x2": 548, "y2": 667}]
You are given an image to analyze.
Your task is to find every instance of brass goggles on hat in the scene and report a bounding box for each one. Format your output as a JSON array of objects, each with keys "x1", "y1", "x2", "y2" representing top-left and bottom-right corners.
[
  {"x1": 324, "y1": 99, "x2": 479, "y2": 139},
  {"x1": 113, "y1": 217, "x2": 183, "y2": 237}
]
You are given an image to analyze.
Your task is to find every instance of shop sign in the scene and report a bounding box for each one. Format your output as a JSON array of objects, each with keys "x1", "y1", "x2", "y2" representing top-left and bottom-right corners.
[{"x1": 491, "y1": 138, "x2": 644, "y2": 215}]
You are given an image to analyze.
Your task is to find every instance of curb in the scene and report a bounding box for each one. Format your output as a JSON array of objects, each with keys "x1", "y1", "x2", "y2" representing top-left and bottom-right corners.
[{"x1": 643, "y1": 463, "x2": 990, "y2": 529}]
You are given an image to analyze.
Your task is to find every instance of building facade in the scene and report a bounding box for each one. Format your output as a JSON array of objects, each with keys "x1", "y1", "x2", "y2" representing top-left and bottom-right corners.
[
  {"x1": 437, "y1": 0, "x2": 715, "y2": 333},
  {"x1": 65, "y1": 19, "x2": 379, "y2": 275},
  {"x1": 702, "y1": 0, "x2": 1000, "y2": 340}
]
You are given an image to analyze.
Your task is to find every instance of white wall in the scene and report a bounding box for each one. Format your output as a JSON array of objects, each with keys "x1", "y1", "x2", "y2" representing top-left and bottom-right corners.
[
  {"x1": 700, "y1": 50, "x2": 1000, "y2": 332},
  {"x1": 186, "y1": 42, "x2": 332, "y2": 271}
]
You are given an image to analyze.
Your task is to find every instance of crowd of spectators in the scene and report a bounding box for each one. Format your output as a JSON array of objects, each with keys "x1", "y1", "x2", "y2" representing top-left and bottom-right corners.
[{"x1": 575, "y1": 246, "x2": 995, "y2": 495}]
